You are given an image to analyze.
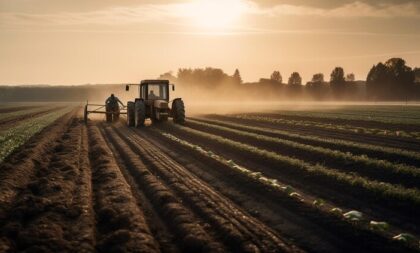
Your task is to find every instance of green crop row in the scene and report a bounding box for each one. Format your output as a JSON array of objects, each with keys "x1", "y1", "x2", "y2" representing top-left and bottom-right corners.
[
  {"x1": 234, "y1": 115, "x2": 419, "y2": 139},
  {"x1": 158, "y1": 130, "x2": 419, "y2": 248},
  {"x1": 194, "y1": 117, "x2": 420, "y2": 166},
  {"x1": 169, "y1": 124, "x2": 420, "y2": 209},
  {"x1": 270, "y1": 107, "x2": 420, "y2": 125},
  {"x1": 187, "y1": 119, "x2": 420, "y2": 187},
  {"x1": 0, "y1": 105, "x2": 53, "y2": 122},
  {"x1": 0, "y1": 107, "x2": 73, "y2": 163}
]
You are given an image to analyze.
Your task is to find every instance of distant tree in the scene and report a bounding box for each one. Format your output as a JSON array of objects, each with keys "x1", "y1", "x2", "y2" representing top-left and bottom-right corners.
[
  {"x1": 288, "y1": 72, "x2": 302, "y2": 86},
  {"x1": 159, "y1": 71, "x2": 177, "y2": 82},
  {"x1": 307, "y1": 73, "x2": 327, "y2": 100},
  {"x1": 270, "y1": 71, "x2": 282, "y2": 83},
  {"x1": 311, "y1": 73, "x2": 324, "y2": 83},
  {"x1": 367, "y1": 58, "x2": 415, "y2": 99},
  {"x1": 177, "y1": 67, "x2": 230, "y2": 88},
  {"x1": 233, "y1": 69, "x2": 242, "y2": 85},
  {"x1": 366, "y1": 63, "x2": 389, "y2": 98},
  {"x1": 330, "y1": 67, "x2": 346, "y2": 97},
  {"x1": 346, "y1": 73, "x2": 355, "y2": 82},
  {"x1": 414, "y1": 67, "x2": 420, "y2": 83}
]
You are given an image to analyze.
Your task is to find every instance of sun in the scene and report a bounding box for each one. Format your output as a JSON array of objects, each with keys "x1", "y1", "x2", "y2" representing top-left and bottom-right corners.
[{"x1": 184, "y1": 0, "x2": 248, "y2": 30}]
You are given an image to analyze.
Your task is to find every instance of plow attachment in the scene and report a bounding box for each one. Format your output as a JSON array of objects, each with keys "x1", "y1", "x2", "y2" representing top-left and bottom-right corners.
[{"x1": 84, "y1": 101, "x2": 127, "y2": 124}]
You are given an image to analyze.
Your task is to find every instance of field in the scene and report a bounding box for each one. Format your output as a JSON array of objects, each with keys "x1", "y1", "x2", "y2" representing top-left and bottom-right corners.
[{"x1": 0, "y1": 103, "x2": 419, "y2": 252}]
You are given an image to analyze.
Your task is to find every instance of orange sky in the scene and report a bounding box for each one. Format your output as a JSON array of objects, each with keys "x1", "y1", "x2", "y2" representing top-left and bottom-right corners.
[{"x1": 0, "y1": 0, "x2": 419, "y2": 85}]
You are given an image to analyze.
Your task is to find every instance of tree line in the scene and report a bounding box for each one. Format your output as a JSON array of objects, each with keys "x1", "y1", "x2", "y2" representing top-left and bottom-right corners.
[
  {"x1": 0, "y1": 57, "x2": 419, "y2": 102},
  {"x1": 159, "y1": 57, "x2": 420, "y2": 101}
]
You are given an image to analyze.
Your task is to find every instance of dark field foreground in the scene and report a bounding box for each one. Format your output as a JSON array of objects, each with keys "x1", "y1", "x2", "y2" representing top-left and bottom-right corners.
[{"x1": 0, "y1": 105, "x2": 419, "y2": 252}]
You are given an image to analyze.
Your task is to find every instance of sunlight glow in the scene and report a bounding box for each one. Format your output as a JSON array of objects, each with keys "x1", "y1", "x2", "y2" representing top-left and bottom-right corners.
[{"x1": 181, "y1": 0, "x2": 249, "y2": 30}]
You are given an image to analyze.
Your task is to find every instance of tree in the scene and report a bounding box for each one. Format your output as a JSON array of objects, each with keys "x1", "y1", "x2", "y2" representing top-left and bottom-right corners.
[
  {"x1": 270, "y1": 71, "x2": 282, "y2": 83},
  {"x1": 307, "y1": 73, "x2": 327, "y2": 100},
  {"x1": 414, "y1": 67, "x2": 420, "y2": 83},
  {"x1": 233, "y1": 69, "x2": 242, "y2": 85},
  {"x1": 330, "y1": 67, "x2": 346, "y2": 97},
  {"x1": 346, "y1": 73, "x2": 355, "y2": 82},
  {"x1": 288, "y1": 72, "x2": 302, "y2": 86},
  {"x1": 311, "y1": 73, "x2": 324, "y2": 83},
  {"x1": 159, "y1": 71, "x2": 177, "y2": 82},
  {"x1": 367, "y1": 58, "x2": 415, "y2": 99}
]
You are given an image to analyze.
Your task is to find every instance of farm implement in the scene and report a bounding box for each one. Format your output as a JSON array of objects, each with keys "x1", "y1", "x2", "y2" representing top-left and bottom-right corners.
[{"x1": 83, "y1": 102, "x2": 127, "y2": 123}]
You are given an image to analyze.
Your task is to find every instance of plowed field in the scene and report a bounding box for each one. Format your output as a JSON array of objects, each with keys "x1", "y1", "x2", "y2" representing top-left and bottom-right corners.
[{"x1": 0, "y1": 106, "x2": 419, "y2": 252}]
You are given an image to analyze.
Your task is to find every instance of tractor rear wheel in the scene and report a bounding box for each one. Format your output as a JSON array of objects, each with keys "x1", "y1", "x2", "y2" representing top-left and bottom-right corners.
[
  {"x1": 127, "y1": 101, "x2": 135, "y2": 127},
  {"x1": 134, "y1": 100, "x2": 146, "y2": 127},
  {"x1": 172, "y1": 99, "x2": 185, "y2": 124}
]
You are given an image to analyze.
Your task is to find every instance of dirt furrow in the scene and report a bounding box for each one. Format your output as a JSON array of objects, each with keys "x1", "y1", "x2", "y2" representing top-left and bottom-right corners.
[
  {"x1": 87, "y1": 124, "x2": 161, "y2": 253},
  {"x1": 97, "y1": 127, "x2": 181, "y2": 253},
  {"x1": 159, "y1": 124, "x2": 419, "y2": 235},
  {"x1": 0, "y1": 108, "x2": 77, "y2": 220},
  {"x1": 143, "y1": 127, "x2": 415, "y2": 253},
  {"x1": 108, "y1": 124, "x2": 303, "y2": 253},
  {"x1": 100, "y1": 124, "x2": 227, "y2": 253},
  {"x1": 207, "y1": 115, "x2": 420, "y2": 151},
  {"x1": 0, "y1": 117, "x2": 95, "y2": 252}
]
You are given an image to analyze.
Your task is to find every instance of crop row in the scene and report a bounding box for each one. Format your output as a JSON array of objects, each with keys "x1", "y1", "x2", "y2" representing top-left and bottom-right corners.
[
  {"x1": 0, "y1": 107, "x2": 74, "y2": 163},
  {"x1": 168, "y1": 124, "x2": 420, "y2": 215},
  {"x1": 88, "y1": 124, "x2": 161, "y2": 252},
  {"x1": 103, "y1": 126, "x2": 228, "y2": 252},
  {"x1": 187, "y1": 119, "x2": 420, "y2": 188},
  {"x1": 158, "y1": 131, "x2": 419, "y2": 249},
  {"x1": 233, "y1": 115, "x2": 419, "y2": 139},
  {"x1": 270, "y1": 108, "x2": 420, "y2": 125},
  {"x1": 111, "y1": 126, "x2": 298, "y2": 252},
  {"x1": 195, "y1": 117, "x2": 420, "y2": 167},
  {"x1": 0, "y1": 105, "x2": 52, "y2": 122}
]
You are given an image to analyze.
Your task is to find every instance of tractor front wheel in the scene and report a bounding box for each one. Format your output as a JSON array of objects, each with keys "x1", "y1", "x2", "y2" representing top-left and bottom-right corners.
[
  {"x1": 172, "y1": 99, "x2": 185, "y2": 124},
  {"x1": 127, "y1": 101, "x2": 135, "y2": 126},
  {"x1": 134, "y1": 100, "x2": 146, "y2": 127}
]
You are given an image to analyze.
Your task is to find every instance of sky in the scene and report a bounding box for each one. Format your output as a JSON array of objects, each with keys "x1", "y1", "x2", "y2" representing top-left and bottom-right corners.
[{"x1": 0, "y1": 0, "x2": 419, "y2": 85}]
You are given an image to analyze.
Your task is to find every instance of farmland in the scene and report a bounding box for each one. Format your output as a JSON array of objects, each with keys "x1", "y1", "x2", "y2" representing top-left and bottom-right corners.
[{"x1": 0, "y1": 103, "x2": 419, "y2": 252}]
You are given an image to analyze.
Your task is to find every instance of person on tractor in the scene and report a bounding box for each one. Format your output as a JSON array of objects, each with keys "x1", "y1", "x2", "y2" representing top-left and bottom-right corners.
[
  {"x1": 148, "y1": 90, "x2": 158, "y2": 99},
  {"x1": 105, "y1": 94, "x2": 124, "y2": 122}
]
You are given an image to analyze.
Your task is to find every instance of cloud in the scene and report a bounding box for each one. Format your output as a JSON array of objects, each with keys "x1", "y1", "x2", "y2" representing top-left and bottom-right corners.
[
  {"x1": 0, "y1": 0, "x2": 419, "y2": 29},
  {"x1": 261, "y1": 1, "x2": 420, "y2": 18}
]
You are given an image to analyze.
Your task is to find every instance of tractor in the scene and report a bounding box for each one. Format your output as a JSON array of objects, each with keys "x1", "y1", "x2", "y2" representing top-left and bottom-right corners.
[{"x1": 125, "y1": 79, "x2": 185, "y2": 127}]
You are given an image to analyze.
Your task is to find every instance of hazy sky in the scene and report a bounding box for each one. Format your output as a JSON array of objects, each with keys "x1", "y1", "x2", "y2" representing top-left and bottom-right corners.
[{"x1": 1, "y1": 0, "x2": 419, "y2": 85}]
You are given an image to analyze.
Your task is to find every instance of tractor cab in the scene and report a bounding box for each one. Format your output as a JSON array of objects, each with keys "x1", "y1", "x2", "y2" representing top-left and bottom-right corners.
[
  {"x1": 127, "y1": 80, "x2": 174, "y2": 101},
  {"x1": 125, "y1": 79, "x2": 184, "y2": 127}
]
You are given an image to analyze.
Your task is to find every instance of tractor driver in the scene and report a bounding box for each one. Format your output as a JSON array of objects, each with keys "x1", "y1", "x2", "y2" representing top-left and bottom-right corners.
[
  {"x1": 148, "y1": 90, "x2": 158, "y2": 99},
  {"x1": 106, "y1": 94, "x2": 124, "y2": 108}
]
